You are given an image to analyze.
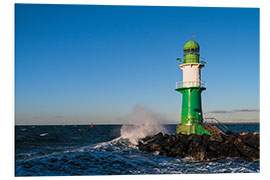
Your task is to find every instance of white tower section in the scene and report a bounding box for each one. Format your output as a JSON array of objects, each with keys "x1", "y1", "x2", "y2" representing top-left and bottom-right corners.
[{"x1": 179, "y1": 63, "x2": 205, "y2": 88}]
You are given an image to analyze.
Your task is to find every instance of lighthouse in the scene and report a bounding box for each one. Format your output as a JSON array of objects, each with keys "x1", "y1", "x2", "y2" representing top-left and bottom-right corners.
[{"x1": 176, "y1": 40, "x2": 211, "y2": 135}]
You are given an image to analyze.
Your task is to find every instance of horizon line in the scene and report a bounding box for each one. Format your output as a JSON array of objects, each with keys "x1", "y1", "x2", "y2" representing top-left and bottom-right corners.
[{"x1": 15, "y1": 122, "x2": 260, "y2": 126}]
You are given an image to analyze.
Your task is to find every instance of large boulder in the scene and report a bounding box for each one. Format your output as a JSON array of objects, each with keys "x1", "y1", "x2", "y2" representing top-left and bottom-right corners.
[
  {"x1": 240, "y1": 133, "x2": 259, "y2": 149},
  {"x1": 186, "y1": 135, "x2": 206, "y2": 160},
  {"x1": 209, "y1": 134, "x2": 223, "y2": 143},
  {"x1": 234, "y1": 137, "x2": 259, "y2": 161}
]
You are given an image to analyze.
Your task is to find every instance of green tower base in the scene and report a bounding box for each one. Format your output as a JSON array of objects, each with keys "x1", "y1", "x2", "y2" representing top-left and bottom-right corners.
[
  {"x1": 177, "y1": 124, "x2": 211, "y2": 135},
  {"x1": 176, "y1": 87, "x2": 206, "y2": 125}
]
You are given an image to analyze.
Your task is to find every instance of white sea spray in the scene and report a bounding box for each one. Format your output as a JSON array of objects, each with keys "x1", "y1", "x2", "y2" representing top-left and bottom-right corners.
[{"x1": 120, "y1": 105, "x2": 166, "y2": 144}]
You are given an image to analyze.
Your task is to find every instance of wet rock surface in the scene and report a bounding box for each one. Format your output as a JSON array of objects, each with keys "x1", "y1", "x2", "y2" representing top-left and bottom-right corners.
[{"x1": 137, "y1": 132, "x2": 259, "y2": 161}]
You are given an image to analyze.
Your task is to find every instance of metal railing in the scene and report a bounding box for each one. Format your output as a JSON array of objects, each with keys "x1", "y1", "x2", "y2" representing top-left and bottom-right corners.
[
  {"x1": 200, "y1": 57, "x2": 206, "y2": 65},
  {"x1": 176, "y1": 57, "x2": 206, "y2": 65},
  {"x1": 204, "y1": 117, "x2": 228, "y2": 133},
  {"x1": 176, "y1": 81, "x2": 207, "y2": 89}
]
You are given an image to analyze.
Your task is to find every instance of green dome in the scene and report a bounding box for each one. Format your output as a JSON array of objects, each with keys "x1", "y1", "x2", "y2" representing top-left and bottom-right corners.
[
  {"x1": 183, "y1": 40, "x2": 200, "y2": 51},
  {"x1": 183, "y1": 40, "x2": 200, "y2": 63}
]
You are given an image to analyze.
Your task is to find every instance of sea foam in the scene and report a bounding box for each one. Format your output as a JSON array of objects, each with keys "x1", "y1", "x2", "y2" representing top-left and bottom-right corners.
[{"x1": 120, "y1": 105, "x2": 165, "y2": 144}]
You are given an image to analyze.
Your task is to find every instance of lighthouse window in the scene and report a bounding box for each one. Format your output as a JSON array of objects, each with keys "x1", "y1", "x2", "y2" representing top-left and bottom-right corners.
[{"x1": 184, "y1": 49, "x2": 199, "y2": 55}]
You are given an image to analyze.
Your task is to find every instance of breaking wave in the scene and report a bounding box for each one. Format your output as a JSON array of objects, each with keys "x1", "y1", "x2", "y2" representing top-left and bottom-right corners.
[{"x1": 120, "y1": 105, "x2": 166, "y2": 144}]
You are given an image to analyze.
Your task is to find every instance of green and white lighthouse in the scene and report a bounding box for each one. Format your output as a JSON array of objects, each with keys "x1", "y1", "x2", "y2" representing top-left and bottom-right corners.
[{"x1": 176, "y1": 40, "x2": 211, "y2": 135}]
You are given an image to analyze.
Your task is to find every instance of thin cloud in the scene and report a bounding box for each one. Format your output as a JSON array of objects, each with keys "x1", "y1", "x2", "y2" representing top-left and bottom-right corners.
[
  {"x1": 55, "y1": 116, "x2": 64, "y2": 118},
  {"x1": 206, "y1": 109, "x2": 259, "y2": 114},
  {"x1": 206, "y1": 110, "x2": 232, "y2": 114},
  {"x1": 233, "y1": 109, "x2": 259, "y2": 112}
]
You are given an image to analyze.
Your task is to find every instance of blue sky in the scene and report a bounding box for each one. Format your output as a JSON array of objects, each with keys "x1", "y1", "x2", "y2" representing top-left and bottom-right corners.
[{"x1": 15, "y1": 4, "x2": 259, "y2": 125}]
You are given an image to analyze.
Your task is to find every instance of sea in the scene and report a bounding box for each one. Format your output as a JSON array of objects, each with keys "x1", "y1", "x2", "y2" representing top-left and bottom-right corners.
[{"x1": 15, "y1": 123, "x2": 259, "y2": 176}]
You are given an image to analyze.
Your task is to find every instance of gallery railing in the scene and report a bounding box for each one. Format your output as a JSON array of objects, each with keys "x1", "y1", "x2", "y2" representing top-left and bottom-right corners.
[{"x1": 176, "y1": 81, "x2": 207, "y2": 89}]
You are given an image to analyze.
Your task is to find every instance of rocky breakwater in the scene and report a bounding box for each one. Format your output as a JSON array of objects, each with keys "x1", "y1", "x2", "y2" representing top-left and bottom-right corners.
[{"x1": 137, "y1": 132, "x2": 259, "y2": 161}]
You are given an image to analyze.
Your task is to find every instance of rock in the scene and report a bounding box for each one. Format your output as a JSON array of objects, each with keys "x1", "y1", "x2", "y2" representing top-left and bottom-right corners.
[
  {"x1": 137, "y1": 131, "x2": 259, "y2": 161},
  {"x1": 234, "y1": 137, "x2": 243, "y2": 144},
  {"x1": 187, "y1": 135, "x2": 207, "y2": 161},
  {"x1": 140, "y1": 136, "x2": 154, "y2": 144},
  {"x1": 188, "y1": 134, "x2": 200, "y2": 142},
  {"x1": 218, "y1": 143, "x2": 240, "y2": 158},
  {"x1": 241, "y1": 133, "x2": 259, "y2": 149},
  {"x1": 142, "y1": 132, "x2": 164, "y2": 144},
  {"x1": 155, "y1": 132, "x2": 164, "y2": 141},
  {"x1": 172, "y1": 141, "x2": 187, "y2": 152},
  {"x1": 224, "y1": 134, "x2": 236, "y2": 144},
  {"x1": 149, "y1": 143, "x2": 162, "y2": 152},
  {"x1": 209, "y1": 134, "x2": 223, "y2": 143},
  {"x1": 188, "y1": 145, "x2": 206, "y2": 161},
  {"x1": 164, "y1": 136, "x2": 173, "y2": 145},
  {"x1": 167, "y1": 146, "x2": 182, "y2": 157},
  {"x1": 235, "y1": 142, "x2": 259, "y2": 161},
  {"x1": 138, "y1": 144, "x2": 150, "y2": 152},
  {"x1": 204, "y1": 151, "x2": 217, "y2": 160},
  {"x1": 190, "y1": 148, "x2": 206, "y2": 161},
  {"x1": 202, "y1": 134, "x2": 210, "y2": 147},
  {"x1": 177, "y1": 133, "x2": 189, "y2": 146},
  {"x1": 208, "y1": 142, "x2": 220, "y2": 152},
  {"x1": 240, "y1": 132, "x2": 248, "y2": 136},
  {"x1": 231, "y1": 132, "x2": 241, "y2": 138}
]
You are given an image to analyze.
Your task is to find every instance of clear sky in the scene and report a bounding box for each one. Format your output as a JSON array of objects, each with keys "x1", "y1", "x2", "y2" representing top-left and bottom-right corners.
[{"x1": 15, "y1": 4, "x2": 259, "y2": 125}]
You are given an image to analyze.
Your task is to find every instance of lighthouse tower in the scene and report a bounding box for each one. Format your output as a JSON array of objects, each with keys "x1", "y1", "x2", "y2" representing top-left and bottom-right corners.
[{"x1": 176, "y1": 40, "x2": 211, "y2": 135}]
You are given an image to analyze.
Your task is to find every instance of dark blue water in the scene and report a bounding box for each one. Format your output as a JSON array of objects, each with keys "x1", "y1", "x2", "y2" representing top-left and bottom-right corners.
[{"x1": 15, "y1": 124, "x2": 259, "y2": 176}]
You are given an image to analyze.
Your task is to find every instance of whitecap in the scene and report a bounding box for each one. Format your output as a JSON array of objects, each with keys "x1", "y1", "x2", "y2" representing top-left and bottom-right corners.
[{"x1": 40, "y1": 133, "x2": 48, "y2": 137}]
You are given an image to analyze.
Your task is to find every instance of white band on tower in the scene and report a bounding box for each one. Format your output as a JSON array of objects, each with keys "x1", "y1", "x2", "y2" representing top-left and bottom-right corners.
[{"x1": 179, "y1": 63, "x2": 205, "y2": 87}]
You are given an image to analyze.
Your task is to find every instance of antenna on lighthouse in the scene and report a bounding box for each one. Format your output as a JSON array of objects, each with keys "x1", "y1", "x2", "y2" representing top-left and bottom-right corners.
[{"x1": 185, "y1": 35, "x2": 197, "y2": 39}]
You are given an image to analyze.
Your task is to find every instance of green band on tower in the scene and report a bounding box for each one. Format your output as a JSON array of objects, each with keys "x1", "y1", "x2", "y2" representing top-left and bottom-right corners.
[{"x1": 176, "y1": 87, "x2": 205, "y2": 124}]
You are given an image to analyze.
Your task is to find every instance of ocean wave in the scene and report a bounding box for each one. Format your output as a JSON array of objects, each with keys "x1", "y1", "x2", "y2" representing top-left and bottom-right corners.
[{"x1": 15, "y1": 124, "x2": 260, "y2": 176}]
